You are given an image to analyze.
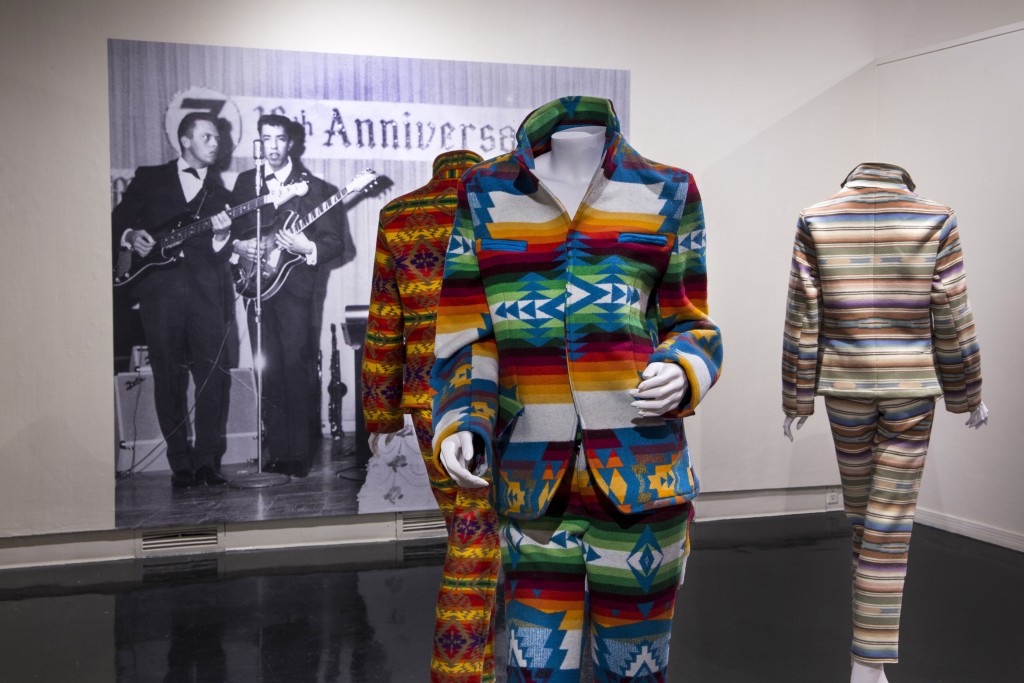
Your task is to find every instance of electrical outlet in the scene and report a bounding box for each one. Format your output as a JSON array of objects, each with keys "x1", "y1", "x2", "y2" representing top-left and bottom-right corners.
[{"x1": 826, "y1": 487, "x2": 840, "y2": 506}]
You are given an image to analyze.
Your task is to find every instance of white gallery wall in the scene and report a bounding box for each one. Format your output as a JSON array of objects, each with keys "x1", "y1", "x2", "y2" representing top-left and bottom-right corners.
[
  {"x1": 698, "y1": 63, "x2": 877, "y2": 493},
  {"x1": 1, "y1": 0, "x2": 1022, "y2": 559},
  {"x1": 873, "y1": 26, "x2": 1024, "y2": 547}
]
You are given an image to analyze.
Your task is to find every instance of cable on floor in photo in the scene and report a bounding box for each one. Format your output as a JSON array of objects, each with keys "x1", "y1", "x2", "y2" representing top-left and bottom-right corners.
[{"x1": 117, "y1": 286, "x2": 247, "y2": 477}]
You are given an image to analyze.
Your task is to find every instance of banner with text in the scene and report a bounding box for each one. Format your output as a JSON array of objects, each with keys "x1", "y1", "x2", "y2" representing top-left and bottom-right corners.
[{"x1": 232, "y1": 97, "x2": 526, "y2": 161}]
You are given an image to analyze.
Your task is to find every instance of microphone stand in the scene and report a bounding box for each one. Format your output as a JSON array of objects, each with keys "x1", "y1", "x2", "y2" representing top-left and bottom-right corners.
[{"x1": 232, "y1": 139, "x2": 289, "y2": 489}]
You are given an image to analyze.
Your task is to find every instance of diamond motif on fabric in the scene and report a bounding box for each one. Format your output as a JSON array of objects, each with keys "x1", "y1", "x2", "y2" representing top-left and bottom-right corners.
[
  {"x1": 626, "y1": 526, "x2": 664, "y2": 593},
  {"x1": 454, "y1": 512, "x2": 482, "y2": 545},
  {"x1": 409, "y1": 242, "x2": 442, "y2": 276},
  {"x1": 438, "y1": 623, "x2": 468, "y2": 658},
  {"x1": 607, "y1": 469, "x2": 629, "y2": 506}
]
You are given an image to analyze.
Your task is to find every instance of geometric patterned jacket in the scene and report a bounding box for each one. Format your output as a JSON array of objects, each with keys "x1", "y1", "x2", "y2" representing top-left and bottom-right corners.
[
  {"x1": 431, "y1": 97, "x2": 723, "y2": 520},
  {"x1": 362, "y1": 151, "x2": 482, "y2": 434},
  {"x1": 782, "y1": 162, "x2": 982, "y2": 416}
]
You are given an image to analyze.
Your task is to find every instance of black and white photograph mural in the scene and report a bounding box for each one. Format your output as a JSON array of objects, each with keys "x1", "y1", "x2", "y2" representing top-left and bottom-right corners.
[{"x1": 109, "y1": 39, "x2": 629, "y2": 529}]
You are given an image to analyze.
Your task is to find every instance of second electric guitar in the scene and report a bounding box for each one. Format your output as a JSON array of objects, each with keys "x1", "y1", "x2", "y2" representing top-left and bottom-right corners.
[{"x1": 234, "y1": 169, "x2": 379, "y2": 300}]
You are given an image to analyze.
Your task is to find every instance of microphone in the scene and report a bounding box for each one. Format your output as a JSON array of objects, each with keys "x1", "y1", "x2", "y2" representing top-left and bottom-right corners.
[{"x1": 253, "y1": 139, "x2": 265, "y2": 193}]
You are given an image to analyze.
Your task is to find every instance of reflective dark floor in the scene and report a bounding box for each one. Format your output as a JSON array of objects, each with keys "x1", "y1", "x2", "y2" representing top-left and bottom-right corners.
[{"x1": 1, "y1": 513, "x2": 1021, "y2": 682}]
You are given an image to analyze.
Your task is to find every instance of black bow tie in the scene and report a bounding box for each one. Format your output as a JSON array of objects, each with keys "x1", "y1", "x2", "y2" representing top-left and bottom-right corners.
[{"x1": 182, "y1": 167, "x2": 200, "y2": 179}]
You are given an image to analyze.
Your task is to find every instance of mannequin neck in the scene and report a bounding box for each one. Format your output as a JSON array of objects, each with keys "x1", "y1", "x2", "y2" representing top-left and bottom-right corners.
[{"x1": 533, "y1": 125, "x2": 605, "y2": 216}]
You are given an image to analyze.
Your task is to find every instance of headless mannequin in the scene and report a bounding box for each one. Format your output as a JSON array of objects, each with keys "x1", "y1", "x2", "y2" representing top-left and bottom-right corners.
[
  {"x1": 438, "y1": 125, "x2": 689, "y2": 487},
  {"x1": 785, "y1": 404, "x2": 988, "y2": 683}
]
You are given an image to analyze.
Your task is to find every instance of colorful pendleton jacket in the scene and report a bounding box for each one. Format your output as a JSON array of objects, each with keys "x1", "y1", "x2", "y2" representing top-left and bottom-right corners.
[
  {"x1": 782, "y1": 162, "x2": 982, "y2": 417},
  {"x1": 362, "y1": 151, "x2": 483, "y2": 433},
  {"x1": 430, "y1": 97, "x2": 723, "y2": 520}
]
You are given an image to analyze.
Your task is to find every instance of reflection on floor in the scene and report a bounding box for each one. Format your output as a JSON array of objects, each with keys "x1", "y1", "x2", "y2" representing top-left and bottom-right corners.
[
  {"x1": 1, "y1": 513, "x2": 1021, "y2": 682},
  {"x1": 115, "y1": 431, "x2": 436, "y2": 529}
]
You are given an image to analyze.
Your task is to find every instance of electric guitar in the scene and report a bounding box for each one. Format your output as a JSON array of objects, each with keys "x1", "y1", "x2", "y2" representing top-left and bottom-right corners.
[
  {"x1": 233, "y1": 169, "x2": 379, "y2": 301},
  {"x1": 113, "y1": 181, "x2": 309, "y2": 287}
]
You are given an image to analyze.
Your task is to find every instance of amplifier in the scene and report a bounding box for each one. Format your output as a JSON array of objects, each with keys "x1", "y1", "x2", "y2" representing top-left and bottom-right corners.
[{"x1": 114, "y1": 367, "x2": 258, "y2": 472}]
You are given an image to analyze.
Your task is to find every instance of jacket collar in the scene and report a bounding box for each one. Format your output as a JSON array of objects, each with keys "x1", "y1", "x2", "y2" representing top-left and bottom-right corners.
[
  {"x1": 265, "y1": 158, "x2": 294, "y2": 184},
  {"x1": 432, "y1": 150, "x2": 482, "y2": 178},
  {"x1": 176, "y1": 156, "x2": 209, "y2": 182},
  {"x1": 512, "y1": 96, "x2": 622, "y2": 176},
  {"x1": 842, "y1": 162, "x2": 915, "y2": 192}
]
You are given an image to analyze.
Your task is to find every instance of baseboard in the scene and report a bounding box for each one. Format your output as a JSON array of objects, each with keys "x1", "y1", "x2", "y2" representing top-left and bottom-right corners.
[
  {"x1": 1, "y1": 486, "x2": 841, "y2": 571},
  {"x1": 914, "y1": 507, "x2": 1024, "y2": 553},
  {"x1": 0, "y1": 513, "x2": 402, "y2": 571},
  {"x1": 695, "y1": 485, "x2": 840, "y2": 521}
]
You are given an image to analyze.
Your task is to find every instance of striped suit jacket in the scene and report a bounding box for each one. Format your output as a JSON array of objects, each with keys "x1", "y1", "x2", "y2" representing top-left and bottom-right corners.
[
  {"x1": 782, "y1": 162, "x2": 982, "y2": 417},
  {"x1": 362, "y1": 151, "x2": 482, "y2": 433},
  {"x1": 431, "y1": 97, "x2": 723, "y2": 520}
]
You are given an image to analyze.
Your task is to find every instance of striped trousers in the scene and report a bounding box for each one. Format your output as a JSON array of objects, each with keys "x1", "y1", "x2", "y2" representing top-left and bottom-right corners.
[
  {"x1": 411, "y1": 410, "x2": 501, "y2": 683},
  {"x1": 824, "y1": 396, "x2": 936, "y2": 664},
  {"x1": 500, "y1": 449, "x2": 691, "y2": 682}
]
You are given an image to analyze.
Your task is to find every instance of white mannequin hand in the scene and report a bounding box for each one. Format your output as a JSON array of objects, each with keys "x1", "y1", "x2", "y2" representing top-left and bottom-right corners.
[
  {"x1": 368, "y1": 431, "x2": 398, "y2": 458},
  {"x1": 783, "y1": 415, "x2": 809, "y2": 441},
  {"x1": 439, "y1": 431, "x2": 489, "y2": 488},
  {"x1": 966, "y1": 401, "x2": 989, "y2": 429},
  {"x1": 629, "y1": 363, "x2": 688, "y2": 417}
]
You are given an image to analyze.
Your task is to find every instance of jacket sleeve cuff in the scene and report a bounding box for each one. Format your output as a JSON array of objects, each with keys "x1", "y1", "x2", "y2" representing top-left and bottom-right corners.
[
  {"x1": 649, "y1": 344, "x2": 718, "y2": 417},
  {"x1": 430, "y1": 412, "x2": 494, "y2": 481},
  {"x1": 782, "y1": 404, "x2": 815, "y2": 418}
]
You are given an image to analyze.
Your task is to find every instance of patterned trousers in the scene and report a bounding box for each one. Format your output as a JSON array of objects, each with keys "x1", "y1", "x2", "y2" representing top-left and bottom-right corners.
[
  {"x1": 824, "y1": 396, "x2": 936, "y2": 664},
  {"x1": 500, "y1": 449, "x2": 691, "y2": 682},
  {"x1": 411, "y1": 410, "x2": 501, "y2": 683}
]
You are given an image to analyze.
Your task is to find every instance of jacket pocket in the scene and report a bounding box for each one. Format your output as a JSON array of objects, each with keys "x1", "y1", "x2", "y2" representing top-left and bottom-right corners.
[
  {"x1": 479, "y1": 238, "x2": 528, "y2": 252},
  {"x1": 618, "y1": 232, "x2": 668, "y2": 246}
]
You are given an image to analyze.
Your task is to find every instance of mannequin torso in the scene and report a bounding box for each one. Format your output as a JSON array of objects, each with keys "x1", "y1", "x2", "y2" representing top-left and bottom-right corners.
[
  {"x1": 438, "y1": 124, "x2": 689, "y2": 485},
  {"x1": 532, "y1": 125, "x2": 605, "y2": 218}
]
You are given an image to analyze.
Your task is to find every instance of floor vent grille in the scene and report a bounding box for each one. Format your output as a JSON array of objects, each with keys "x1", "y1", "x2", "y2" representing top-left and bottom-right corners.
[
  {"x1": 139, "y1": 526, "x2": 222, "y2": 555},
  {"x1": 399, "y1": 510, "x2": 447, "y2": 539},
  {"x1": 400, "y1": 542, "x2": 448, "y2": 564}
]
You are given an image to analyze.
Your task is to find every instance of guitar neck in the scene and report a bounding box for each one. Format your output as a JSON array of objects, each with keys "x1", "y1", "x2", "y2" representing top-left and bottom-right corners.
[
  {"x1": 158, "y1": 195, "x2": 273, "y2": 247},
  {"x1": 291, "y1": 187, "x2": 354, "y2": 234},
  {"x1": 230, "y1": 194, "x2": 272, "y2": 219}
]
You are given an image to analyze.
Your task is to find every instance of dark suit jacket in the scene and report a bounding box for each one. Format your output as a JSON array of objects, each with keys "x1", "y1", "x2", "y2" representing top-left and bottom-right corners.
[
  {"x1": 112, "y1": 160, "x2": 235, "y2": 302},
  {"x1": 231, "y1": 163, "x2": 347, "y2": 300}
]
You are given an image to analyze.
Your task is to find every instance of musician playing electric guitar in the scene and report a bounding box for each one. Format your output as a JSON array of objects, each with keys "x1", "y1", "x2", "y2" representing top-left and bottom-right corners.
[
  {"x1": 111, "y1": 112, "x2": 235, "y2": 488},
  {"x1": 231, "y1": 114, "x2": 348, "y2": 477}
]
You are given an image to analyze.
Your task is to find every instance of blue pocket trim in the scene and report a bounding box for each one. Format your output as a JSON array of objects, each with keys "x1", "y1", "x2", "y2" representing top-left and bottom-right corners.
[
  {"x1": 480, "y1": 238, "x2": 528, "y2": 252},
  {"x1": 617, "y1": 232, "x2": 668, "y2": 246}
]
